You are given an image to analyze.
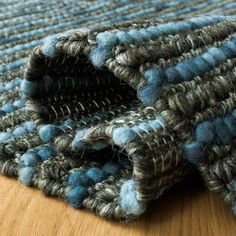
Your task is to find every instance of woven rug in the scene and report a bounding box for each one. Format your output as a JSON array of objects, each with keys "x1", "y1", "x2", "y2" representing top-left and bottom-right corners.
[{"x1": 1, "y1": 0, "x2": 236, "y2": 220}]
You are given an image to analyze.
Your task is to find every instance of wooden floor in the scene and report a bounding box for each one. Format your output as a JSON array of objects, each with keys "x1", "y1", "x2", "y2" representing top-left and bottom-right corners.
[{"x1": 0, "y1": 174, "x2": 235, "y2": 236}]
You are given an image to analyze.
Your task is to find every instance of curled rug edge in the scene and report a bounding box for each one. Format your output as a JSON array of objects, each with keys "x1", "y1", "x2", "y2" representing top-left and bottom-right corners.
[{"x1": 1, "y1": 14, "x2": 236, "y2": 220}]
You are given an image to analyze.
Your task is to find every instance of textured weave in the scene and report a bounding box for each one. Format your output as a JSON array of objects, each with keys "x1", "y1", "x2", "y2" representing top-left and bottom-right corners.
[{"x1": 1, "y1": 0, "x2": 236, "y2": 220}]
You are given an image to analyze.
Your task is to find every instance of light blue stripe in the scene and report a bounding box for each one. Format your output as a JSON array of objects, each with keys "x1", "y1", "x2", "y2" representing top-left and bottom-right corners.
[
  {"x1": 0, "y1": 1, "x2": 100, "y2": 35},
  {"x1": 0, "y1": 0, "x2": 163, "y2": 57},
  {"x1": 207, "y1": 2, "x2": 236, "y2": 14},
  {"x1": 165, "y1": 37, "x2": 236, "y2": 82},
  {"x1": 1, "y1": 0, "x2": 193, "y2": 45},
  {"x1": 0, "y1": 0, "x2": 88, "y2": 28},
  {"x1": 0, "y1": 41, "x2": 39, "y2": 57},
  {"x1": 0, "y1": 1, "x2": 156, "y2": 44},
  {"x1": 2, "y1": 1, "x2": 235, "y2": 71},
  {"x1": 0, "y1": 58, "x2": 26, "y2": 73},
  {"x1": 0, "y1": 0, "x2": 43, "y2": 13},
  {"x1": 0, "y1": 79, "x2": 22, "y2": 94},
  {"x1": 160, "y1": 0, "x2": 222, "y2": 18},
  {"x1": 0, "y1": 0, "x2": 160, "y2": 29},
  {"x1": 2, "y1": 3, "x2": 159, "y2": 59},
  {"x1": 0, "y1": 1, "x2": 67, "y2": 19}
]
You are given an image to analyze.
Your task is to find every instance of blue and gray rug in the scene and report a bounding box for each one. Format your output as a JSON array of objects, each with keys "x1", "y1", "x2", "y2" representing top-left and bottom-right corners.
[{"x1": 1, "y1": 0, "x2": 236, "y2": 220}]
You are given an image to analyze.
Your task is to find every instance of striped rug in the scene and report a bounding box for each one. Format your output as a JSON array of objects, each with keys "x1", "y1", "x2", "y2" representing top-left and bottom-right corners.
[{"x1": 1, "y1": 0, "x2": 236, "y2": 220}]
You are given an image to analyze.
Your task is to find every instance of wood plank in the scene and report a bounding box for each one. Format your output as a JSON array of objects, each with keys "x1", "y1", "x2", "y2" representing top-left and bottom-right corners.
[{"x1": 0, "y1": 175, "x2": 235, "y2": 236}]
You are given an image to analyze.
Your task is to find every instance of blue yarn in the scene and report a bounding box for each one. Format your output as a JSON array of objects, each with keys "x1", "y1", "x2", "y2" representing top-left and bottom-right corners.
[
  {"x1": 120, "y1": 179, "x2": 145, "y2": 215},
  {"x1": 68, "y1": 171, "x2": 92, "y2": 188},
  {"x1": 191, "y1": 16, "x2": 211, "y2": 27},
  {"x1": 165, "y1": 67, "x2": 182, "y2": 83},
  {"x1": 128, "y1": 29, "x2": 144, "y2": 43},
  {"x1": 13, "y1": 79, "x2": 22, "y2": 86},
  {"x1": 225, "y1": 41, "x2": 236, "y2": 56},
  {"x1": 64, "y1": 119, "x2": 77, "y2": 127},
  {"x1": 156, "y1": 23, "x2": 174, "y2": 35},
  {"x1": 184, "y1": 61, "x2": 199, "y2": 76},
  {"x1": 183, "y1": 141, "x2": 207, "y2": 164},
  {"x1": 0, "y1": 58, "x2": 26, "y2": 73},
  {"x1": 67, "y1": 185, "x2": 88, "y2": 208},
  {"x1": 4, "y1": 81, "x2": 15, "y2": 90},
  {"x1": 139, "y1": 28, "x2": 154, "y2": 39},
  {"x1": 135, "y1": 122, "x2": 150, "y2": 131},
  {"x1": 137, "y1": 86, "x2": 159, "y2": 105},
  {"x1": 184, "y1": 110, "x2": 236, "y2": 166},
  {"x1": 102, "y1": 161, "x2": 120, "y2": 175},
  {"x1": 20, "y1": 151, "x2": 41, "y2": 167},
  {"x1": 137, "y1": 84, "x2": 160, "y2": 105},
  {"x1": 12, "y1": 127, "x2": 27, "y2": 137},
  {"x1": 0, "y1": 132, "x2": 13, "y2": 142},
  {"x1": 72, "y1": 129, "x2": 88, "y2": 151},
  {"x1": 72, "y1": 127, "x2": 108, "y2": 151},
  {"x1": 125, "y1": 116, "x2": 164, "y2": 137},
  {"x1": 116, "y1": 31, "x2": 132, "y2": 43},
  {"x1": 13, "y1": 99, "x2": 25, "y2": 108},
  {"x1": 223, "y1": 115, "x2": 236, "y2": 136},
  {"x1": 208, "y1": 47, "x2": 227, "y2": 64},
  {"x1": 202, "y1": 52, "x2": 217, "y2": 67},
  {"x1": 18, "y1": 167, "x2": 35, "y2": 186},
  {"x1": 21, "y1": 80, "x2": 38, "y2": 97},
  {"x1": 147, "y1": 25, "x2": 161, "y2": 37},
  {"x1": 174, "y1": 22, "x2": 191, "y2": 31},
  {"x1": 195, "y1": 121, "x2": 214, "y2": 144},
  {"x1": 112, "y1": 127, "x2": 137, "y2": 146},
  {"x1": 96, "y1": 31, "x2": 117, "y2": 47},
  {"x1": 175, "y1": 63, "x2": 193, "y2": 81},
  {"x1": 86, "y1": 167, "x2": 106, "y2": 183},
  {"x1": 1, "y1": 103, "x2": 16, "y2": 113},
  {"x1": 213, "y1": 117, "x2": 232, "y2": 144},
  {"x1": 39, "y1": 124, "x2": 64, "y2": 142},
  {"x1": 148, "y1": 116, "x2": 165, "y2": 129},
  {"x1": 193, "y1": 56, "x2": 212, "y2": 73},
  {"x1": 23, "y1": 121, "x2": 37, "y2": 132},
  {"x1": 144, "y1": 66, "x2": 164, "y2": 86},
  {"x1": 37, "y1": 146, "x2": 56, "y2": 160},
  {"x1": 220, "y1": 45, "x2": 233, "y2": 58},
  {"x1": 41, "y1": 35, "x2": 58, "y2": 57},
  {"x1": 137, "y1": 66, "x2": 164, "y2": 105},
  {"x1": 90, "y1": 47, "x2": 111, "y2": 68}
]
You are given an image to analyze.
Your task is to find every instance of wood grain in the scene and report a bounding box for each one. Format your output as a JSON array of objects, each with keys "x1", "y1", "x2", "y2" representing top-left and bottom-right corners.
[{"x1": 0, "y1": 174, "x2": 235, "y2": 236}]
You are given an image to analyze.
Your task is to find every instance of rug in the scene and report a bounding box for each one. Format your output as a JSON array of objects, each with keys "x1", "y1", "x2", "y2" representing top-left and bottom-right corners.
[{"x1": 1, "y1": 0, "x2": 236, "y2": 220}]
